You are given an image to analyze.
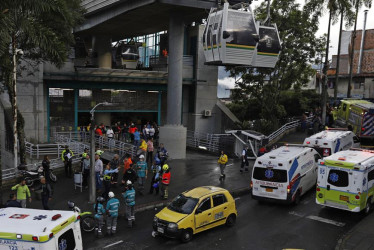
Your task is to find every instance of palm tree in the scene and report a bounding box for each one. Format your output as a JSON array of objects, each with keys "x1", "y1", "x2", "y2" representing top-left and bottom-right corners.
[{"x1": 347, "y1": 0, "x2": 373, "y2": 98}]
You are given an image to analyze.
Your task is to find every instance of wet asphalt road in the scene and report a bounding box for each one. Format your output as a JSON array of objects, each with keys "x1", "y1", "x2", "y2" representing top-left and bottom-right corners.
[{"x1": 82, "y1": 189, "x2": 366, "y2": 250}]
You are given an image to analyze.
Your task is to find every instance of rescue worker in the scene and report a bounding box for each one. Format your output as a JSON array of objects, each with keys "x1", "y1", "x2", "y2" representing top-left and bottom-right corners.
[
  {"x1": 122, "y1": 180, "x2": 136, "y2": 228},
  {"x1": 61, "y1": 145, "x2": 74, "y2": 178},
  {"x1": 240, "y1": 146, "x2": 249, "y2": 173},
  {"x1": 136, "y1": 155, "x2": 147, "y2": 194},
  {"x1": 161, "y1": 164, "x2": 170, "y2": 200},
  {"x1": 11, "y1": 179, "x2": 31, "y2": 208},
  {"x1": 102, "y1": 164, "x2": 119, "y2": 199},
  {"x1": 94, "y1": 196, "x2": 106, "y2": 238},
  {"x1": 149, "y1": 158, "x2": 161, "y2": 195},
  {"x1": 106, "y1": 192, "x2": 120, "y2": 235},
  {"x1": 123, "y1": 154, "x2": 133, "y2": 172},
  {"x1": 218, "y1": 150, "x2": 228, "y2": 181}
]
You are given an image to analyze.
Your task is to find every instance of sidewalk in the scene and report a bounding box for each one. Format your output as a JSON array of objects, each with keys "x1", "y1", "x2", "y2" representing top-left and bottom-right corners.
[
  {"x1": 336, "y1": 213, "x2": 374, "y2": 250},
  {"x1": 2, "y1": 150, "x2": 252, "y2": 215}
]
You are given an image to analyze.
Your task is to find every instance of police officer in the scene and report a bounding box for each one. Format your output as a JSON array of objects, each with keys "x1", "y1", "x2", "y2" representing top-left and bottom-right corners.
[
  {"x1": 94, "y1": 196, "x2": 105, "y2": 238},
  {"x1": 122, "y1": 180, "x2": 136, "y2": 228},
  {"x1": 61, "y1": 145, "x2": 74, "y2": 178},
  {"x1": 161, "y1": 164, "x2": 170, "y2": 200},
  {"x1": 106, "y1": 192, "x2": 120, "y2": 235},
  {"x1": 149, "y1": 158, "x2": 161, "y2": 195}
]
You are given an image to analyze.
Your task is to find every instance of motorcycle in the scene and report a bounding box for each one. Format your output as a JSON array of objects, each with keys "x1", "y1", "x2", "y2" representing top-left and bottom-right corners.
[
  {"x1": 18, "y1": 164, "x2": 57, "y2": 187},
  {"x1": 68, "y1": 201, "x2": 95, "y2": 233}
]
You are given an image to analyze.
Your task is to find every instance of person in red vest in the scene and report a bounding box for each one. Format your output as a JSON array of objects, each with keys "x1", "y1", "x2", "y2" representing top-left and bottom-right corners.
[{"x1": 161, "y1": 164, "x2": 170, "y2": 200}]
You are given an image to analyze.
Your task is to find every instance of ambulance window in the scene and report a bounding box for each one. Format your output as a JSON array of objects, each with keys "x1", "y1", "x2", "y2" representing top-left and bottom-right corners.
[
  {"x1": 58, "y1": 228, "x2": 76, "y2": 250},
  {"x1": 343, "y1": 104, "x2": 347, "y2": 111},
  {"x1": 353, "y1": 136, "x2": 360, "y2": 144},
  {"x1": 253, "y1": 167, "x2": 287, "y2": 183},
  {"x1": 368, "y1": 170, "x2": 374, "y2": 182},
  {"x1": 197, "y1": 197, "x2": 211, "y2": 212},
  {"x1": 328, "y1": 169, "x2": 348, "y2": 187},
  {"x1": 213, "y1": 194, "x2": 227, "y2": 207},
  {"x1": 314, "y1": 154, "x2": 321, "y2": 163}
]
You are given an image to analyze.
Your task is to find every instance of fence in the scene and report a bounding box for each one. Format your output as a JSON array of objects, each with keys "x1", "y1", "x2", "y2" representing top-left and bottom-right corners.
[
  {"x1": 186, "y1": 130, "x2": 233, "y2": 153},
  {"x1": 267, "y1": 117, "x2": 313, "y2": 144}
]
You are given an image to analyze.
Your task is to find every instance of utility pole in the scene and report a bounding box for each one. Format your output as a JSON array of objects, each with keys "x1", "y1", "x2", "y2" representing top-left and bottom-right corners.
[
  {"x1": 347, "y1": 0, "x2": 359, "y2": 98},
  {"x1": 334, "y1": 11, "x2": 344, "y2": 101},
  {"x1": 322, "y1": 11, "x2": 332, "y2": 126}
]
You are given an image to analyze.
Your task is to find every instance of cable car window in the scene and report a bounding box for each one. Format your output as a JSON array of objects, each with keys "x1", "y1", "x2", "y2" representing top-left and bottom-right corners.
[
  {"x1": 327, "y1": 169, "x2": 348, "y2": 187},
  {"x1": 203, "y1": 26, "x2": 207, "y2": 47},
  {"x1": 218, "y1": 18, "x2": 222, "y2": 45},
  {"x1": 225, "y1": 11, "x2": 257, "y2": 46},
  {"x1": 213, "y1": 34, "x2": 217, "y2": 47},
  {"x1": 58, "y1": 228, "x2": 76, "y2": 250},
  {"x1": 207, "y1": 25, "x2": 213, "y2": 48},
  {"x1": 257, "y1": 27, "x2": 281, "y2": 54}
]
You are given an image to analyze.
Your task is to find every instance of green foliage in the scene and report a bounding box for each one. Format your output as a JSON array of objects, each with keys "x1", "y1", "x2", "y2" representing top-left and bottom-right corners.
[
  {"x1": 279, "y1": 90, "x2": 321, "y2": 117},
  {"x1": 226, "y1": 0, "x2": 325, "y2": 134}
]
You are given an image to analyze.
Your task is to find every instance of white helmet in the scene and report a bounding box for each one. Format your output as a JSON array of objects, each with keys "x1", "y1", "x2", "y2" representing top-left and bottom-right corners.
[
  {"x1": 108, "y1": 192, "x2": 115, "y2": 198},
  {"x1": 126, "y1": 180, "x2": 132, "y2": 186},
  {"x1": 139, "y1": 155, "x2": 145, "y2": 159}
]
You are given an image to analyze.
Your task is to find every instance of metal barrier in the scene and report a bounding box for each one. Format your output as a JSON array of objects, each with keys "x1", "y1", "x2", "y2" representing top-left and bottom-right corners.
[
  {"x1": 267, "y1": 117, "x2": 313, "y2": 144},
  {"x1": 187, "y1": 130, "x2": 231, "y2": 153}
]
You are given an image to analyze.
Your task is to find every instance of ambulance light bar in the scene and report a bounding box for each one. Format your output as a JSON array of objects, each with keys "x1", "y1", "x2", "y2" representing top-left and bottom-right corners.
[{"x1": 326, "y1": 128, "x2": 347, "y2": 131}]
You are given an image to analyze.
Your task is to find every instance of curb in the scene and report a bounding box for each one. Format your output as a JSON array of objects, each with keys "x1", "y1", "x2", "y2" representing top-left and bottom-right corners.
[{"x1": 133, "y1": 187, "x2": 251, "y2": 213}]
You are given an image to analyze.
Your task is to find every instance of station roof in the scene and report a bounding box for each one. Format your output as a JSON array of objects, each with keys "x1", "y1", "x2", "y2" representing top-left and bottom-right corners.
[{"x1": 76, "y1": 0, "x2": 218, "y2": 40}]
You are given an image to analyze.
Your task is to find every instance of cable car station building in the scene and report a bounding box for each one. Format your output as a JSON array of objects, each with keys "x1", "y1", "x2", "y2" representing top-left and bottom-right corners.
[{"x1": 1, "y1": 0, "x2": 241, "y2": 160}]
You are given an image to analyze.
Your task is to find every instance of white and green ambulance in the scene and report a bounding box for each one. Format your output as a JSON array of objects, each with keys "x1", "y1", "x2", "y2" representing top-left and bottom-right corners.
[
  {"x1": 316, "y1": 148, "x2": 374, "y2": 213},
  {"x1": 0, "y1": 207, "x2": 83, "y2": 250}
]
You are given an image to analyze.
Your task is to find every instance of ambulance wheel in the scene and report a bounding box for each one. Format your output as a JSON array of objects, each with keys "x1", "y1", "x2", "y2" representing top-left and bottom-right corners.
[
  {"x1": 180, "y1": 229, "x2": 193, "y2": 243},
  {"x1": 225, "y1": 214, "x2": 236, "y2": 227},
  {"x1": 365, "y1": 197, "x2": 372, "y2": 215},
  {"x1": 294, "y1": 191, "x2": 301, "y2": 205}
]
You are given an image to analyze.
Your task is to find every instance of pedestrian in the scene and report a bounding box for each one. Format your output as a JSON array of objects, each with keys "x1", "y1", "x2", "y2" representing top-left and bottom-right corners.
[
  {"x1": 258, "y1": 146, "x2": 267, "y2": 156},
  {"x1": 112, "y1": 123, "x2": 119, "y2": 140},
  {"x1": 129, "y1": 123, "x2": 136, "y2": 142},
  {"x1": 94, "y1": 196, "x2": 106, "y2": 238},
  {"x1": 106, "y1": 192, "x2": 120, "y2": 235},
  {"x1": 218, "y1": 150, "x2": 228, "y2": 181},
  {"x1": 122, "y1": 123, "x2": 129, "y2": 142},
  {"x1": 122, "y1": 180, "x2": 136, "y2": 228},
  {"x1": 11, "y1": 179, "x2": 31, "y2": 208},
  {"x1": 149, "y1": 125, "x2": 155, "y2": 139},
  {"x1": 240, "y1": 146, "x2": 249, "y2": 173},
  {"x1": 146, "y1": 138, "x2": 154, "y2": 166},
  {"x1": 61, "y1": 145, "x2": 74, "y2": 178},
  {"x1": 161, "y1": 164, "x2": 170, "y2": 200},
  {"x1": 157, "y1": 143, "x2": 168, "y2": 166},
  {"x1": 82, "y1": 154, "x2": 90, "y2": 188},
  {"x1": 110, "y1": 154, "x2": 120, "y2": 186},
  {"x1": 122, "y1": 164, "x2": 137, "y2": 186},
  {"x1": 95, "y1": 154, "x2": 104, "y2": 191},
  {"x1": 36, "y1": 177, "x2": 52, "y2": 210},
  {"x1": 102, "y1": 164, "x2": 119, "y2": 199},
  {"x1": 136, "y1": 155, "x2": 147, "y2": 195},
  {"x1": 42, "y1": 155, "x2": 51, "y2": 183},
  {"x1": 5, "y1": 193, "x2": 21, "y2": 208},
  {"x1": 123, "y1": 154, "x2": 133, "y2": 173},
  {"x1": 107, "y1": 126, "x2": 114, "y2": 139},
  {"x1": 138, "y1": 139, "x2": 147, "y2": 159},
  {"x1": 133, "y1": 129, "x2": 140, "y2": 147},
  {"x1": 149, "y1": 158, "x2": 161, "y2": 195}
]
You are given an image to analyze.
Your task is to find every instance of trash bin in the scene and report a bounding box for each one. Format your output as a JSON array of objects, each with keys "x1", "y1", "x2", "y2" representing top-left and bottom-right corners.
[{"x1": 74, "y1": 172, "x2": 82, "y2": 184}]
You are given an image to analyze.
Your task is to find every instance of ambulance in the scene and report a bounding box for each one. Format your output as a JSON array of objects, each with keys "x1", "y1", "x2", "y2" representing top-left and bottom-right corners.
[
  {"x1": 303, "y1": 129, "x2": 360, "y2": 157},
  {"x1": 251, "y1": 145, "x2": 321, "y2": 204},
  {"x1": 0, "y1": 207, "x2": 83, "y2": 250},
  {"x1": 316, "y1": 149, "x2": 374, "y2": 213},
  {"x1": 334, "y1": 99, "x2": 374, "y2": 138}
]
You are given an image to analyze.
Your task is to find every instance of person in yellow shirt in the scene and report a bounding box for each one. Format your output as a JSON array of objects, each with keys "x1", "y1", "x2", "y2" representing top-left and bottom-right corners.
[
  {"x1": 218, "y1": 150, "x2": 228, "y2": 181},
  {"x1": 138, "y1": 139, "x2": 148, "y2": 159}
]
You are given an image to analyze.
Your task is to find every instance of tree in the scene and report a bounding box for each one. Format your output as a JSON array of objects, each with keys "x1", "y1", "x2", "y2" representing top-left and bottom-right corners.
[
  {"x1": 227, "y1": 0, "x2": 325, "y2": 134},
  {"x1": 0, "y1": 0, "x2": 84, "y2": 205}
]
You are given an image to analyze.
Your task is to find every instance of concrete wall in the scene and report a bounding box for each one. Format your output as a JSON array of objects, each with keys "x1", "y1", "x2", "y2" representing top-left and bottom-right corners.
[
  {"x1": 17, "y1": 62, "x2": 47, "y2": 143},
  {"x1": 327, "y1": 77, "x2": 374, "y2": 99},
  {"x1": 0, "y1": 94, "x2": 14, "y2": 172}
]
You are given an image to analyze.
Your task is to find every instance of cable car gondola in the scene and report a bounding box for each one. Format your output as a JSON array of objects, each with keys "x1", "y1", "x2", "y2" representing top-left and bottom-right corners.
[{"x1": 114, "y1": 41, "x2": 142, "y2": 69}]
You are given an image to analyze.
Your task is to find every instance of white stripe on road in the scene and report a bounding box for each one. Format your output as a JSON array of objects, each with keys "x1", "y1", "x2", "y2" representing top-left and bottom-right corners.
[
  {"x1": 103, "y1": 240, "x2": 124, "y2": 249},
  {"x1": 288, "y1": 211, "x2": 304, "y2": 217},
  {"x1": 306, "y1": 215, "x2": 345, "y2": 227},
  {"x1": 235, "y1": 198, "x2": 241, "y2": 201}
]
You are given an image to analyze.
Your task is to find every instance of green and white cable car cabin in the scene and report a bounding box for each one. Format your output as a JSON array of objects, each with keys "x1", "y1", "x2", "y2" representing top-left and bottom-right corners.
[{"x1": 203, "y1": 1, "x2": 281, "y2": 68}]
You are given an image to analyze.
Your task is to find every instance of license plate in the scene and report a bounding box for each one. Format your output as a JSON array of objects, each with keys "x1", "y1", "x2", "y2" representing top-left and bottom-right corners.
[
  {"x1": 340, "y1": 195, "x2": 349, "y2": 202},
  {"x1": 266, "y1": 188, "x2": 273, "y2": 192},
  {"x1": 157, "y1": 227, "x2": 164, "y2": 234}
]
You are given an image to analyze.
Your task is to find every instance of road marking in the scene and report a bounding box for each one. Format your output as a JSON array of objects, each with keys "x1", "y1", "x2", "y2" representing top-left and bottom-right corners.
[
  {"x1": 306, "y1": 215, "x2": 345, "y2": 227},
  {"x1": 289, "y1": 211, "x2": 304, "y2": 217},
  {"x1": 103, "y1": 240, "x2": 124, "y2": 249},
  {"x1": 235, "y1": 198, "x2": 241, "y2": 201}
]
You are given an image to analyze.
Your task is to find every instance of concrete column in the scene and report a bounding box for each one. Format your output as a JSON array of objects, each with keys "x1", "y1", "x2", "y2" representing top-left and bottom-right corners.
[
  {"x1": 95, "y1": 36, "x2": 112, "y2": 69},
  {"x1": 159, "y1": 13, "x2": 186, "y2": 159}
]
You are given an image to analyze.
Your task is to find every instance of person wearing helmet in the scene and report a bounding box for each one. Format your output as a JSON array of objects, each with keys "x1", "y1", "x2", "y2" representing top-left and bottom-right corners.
[
  {"x1": 161, "y1": 164, "x2": 171, "y2": 200},
  {"x1": 102, "y1": 164, "x2": 120, "y2": 199},
  {"x1": 122, "y1": 180, "x2": 136, "y2": 228},
  {"x1": 149, "y1": 158, "x2": 161, "y2": 195},
  {"x1": 94, "y1": 196, "x2": 106, "y2": 238},
  {"x1": 106, "y1": 192, "x2": 120, "y2": 235},
  {"x1": 136, "y1": 154, "x2": 147, "y2": 195}
]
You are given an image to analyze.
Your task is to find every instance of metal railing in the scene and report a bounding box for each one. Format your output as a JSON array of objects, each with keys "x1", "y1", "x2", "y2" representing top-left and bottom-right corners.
[
  {"x1": 187, "y1": 130, "x2": 231, "y2": 153},
  {"x1": 267, "y1": 117, "x2": 313, "y2": 144}
]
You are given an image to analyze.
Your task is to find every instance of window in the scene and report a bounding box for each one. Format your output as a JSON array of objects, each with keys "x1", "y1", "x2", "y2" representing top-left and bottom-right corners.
[
  {"x1": 168, "y1": 194, "x2": 199, "y2": 214},
  {"x1": 197, "y1": 198, "x2": 211, "y2": 212},
  {"x1": 253, "y1": 167, "x2": 287, "y2": 183},
  {"x1": 353, "y1": 136, "x2": 360, "y2": 144},
  {"x1": 368, "y1": 169, "x2": 374, "y2": 182},
  {"x1": 213, "y1": 194, "x2": 227, "y2": 207},
  {"x1": 314, "y1": 154, "x2": 321, "y2": 163},
  {"x1": 343, "y1": 104, "x2": 347, "y2": 112},
  {"x1": 58, "y1": 228, "x2": 76, "y2": 250},
  {"x1": 327, "y1": 169, "x2": 349, "y2": 187}
]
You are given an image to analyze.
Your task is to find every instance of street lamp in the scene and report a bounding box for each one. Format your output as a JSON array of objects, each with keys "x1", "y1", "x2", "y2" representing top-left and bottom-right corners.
[
  {"x1": 13, "y1": 48, "x2": 23, "y2": 170},
  {"x1": 89, "y1": 102, "x2": 109, "y2": 203}
]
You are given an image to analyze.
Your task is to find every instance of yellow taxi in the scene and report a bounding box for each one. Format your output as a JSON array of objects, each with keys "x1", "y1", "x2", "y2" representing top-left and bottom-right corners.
[{"x1": 152, "y1": 186, "x2": 237, "y2": 242}]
